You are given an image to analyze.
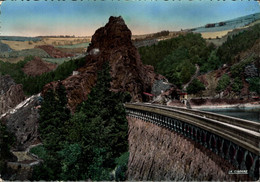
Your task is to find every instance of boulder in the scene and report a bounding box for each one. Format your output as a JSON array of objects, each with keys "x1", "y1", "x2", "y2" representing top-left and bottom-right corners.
[
  {"x1": 152, "y1": 79, "x2": 173, "y2": 96},
  {"x1": 244, "y1": 64, "x2": 258, "y2": 78}
]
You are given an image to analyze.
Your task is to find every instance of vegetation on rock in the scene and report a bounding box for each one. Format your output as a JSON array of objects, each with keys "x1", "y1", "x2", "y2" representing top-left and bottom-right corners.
[
  {"x1": 216, "y1": 74, "x2": 230, "y2": 93},
  {"x1": 230, "y1": 55, "x2": 255, "y2": 78},
  {"x1": 31, "y1": 62, "x2": 129, "y2": 181},
  {"x1": 187, "y1": 79, "x2": 205, "y2": 95},
  {"x1": 231, "y1": 77, "x2": 243, "y2": 94},
  {"x1": 247, "y1": 77, "x2": 260, "y2": 94}
]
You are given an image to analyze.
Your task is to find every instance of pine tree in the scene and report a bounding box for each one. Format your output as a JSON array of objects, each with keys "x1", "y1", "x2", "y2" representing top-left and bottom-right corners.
[
  {"x1": 187, "y1": 79, "x2": 205, "y2": 95},
  {"x1": 74, "y1": 62, "x2": 129, "y2": 171},
  {"x1": 33, "y1": 82, "x2": 71, "y2": 180},
  {"x1": 216, "y1": 74, "x2": 230, "y2": 93},
  {"x1": 0, "y1": 123, "x2": 15, "y2": 175},
  {"x1": 39, "y1": 82, "x2": 70, "y2": 151}
]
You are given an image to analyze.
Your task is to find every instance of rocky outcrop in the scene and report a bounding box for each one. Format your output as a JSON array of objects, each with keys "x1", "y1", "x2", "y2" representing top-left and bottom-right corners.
[
  {"x1": 152, "y1": 79, "x2": 173, "y2": 96},
  {"x1": 43, "y1": 16, "x2": 164, "y2": 111},
  {"x1": 36, "y1": 45, "x2": 74, "y2": 58},
  {"x1": 22, "y1": 57, "x2": 57, "y2": 76},
  {"x1": 0, "y1": 75, "x2": 39, "y2": 150},
  {"x1": 0, "y1": 75, "x2": 25, "y2": 115},
  {"x1": 127, "y1": 117, "x2": 249, "y2": 181},
  {"x1": 0, "y1": 95, "x2": 40, "y2": 150},
  {"x1": 0, "y1": 75, "x2": 15, "y2": 94},
  {"x1": 244, "y1": 64, "x2": 258, "y2": 78}
]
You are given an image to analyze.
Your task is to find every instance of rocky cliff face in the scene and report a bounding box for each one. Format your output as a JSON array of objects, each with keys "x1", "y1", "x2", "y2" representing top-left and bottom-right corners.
[
  {"x1": 0, "y1": 75, "x2": 25, "y2": 115},
  {"x1": 43, "y1": 16, "x2": 163, "y2": 111},
  {"x1": 127, "y1": 117, "x2": 249, "y2": 181},
  {"x1": 0, "y1": 75, "x2": 38, "y2": 150},
  {"x1": 0, "y1": 95, "x2": 40, "y2": 150}
]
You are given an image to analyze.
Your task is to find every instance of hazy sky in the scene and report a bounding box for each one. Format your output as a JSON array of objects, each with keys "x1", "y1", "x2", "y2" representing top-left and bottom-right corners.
[{"x1": 0, "y1": 0, "x2": 259, "y2": 36}]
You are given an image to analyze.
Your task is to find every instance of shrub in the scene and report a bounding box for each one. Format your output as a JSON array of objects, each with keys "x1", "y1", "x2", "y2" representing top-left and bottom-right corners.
[
  {"x1": 187, "y1": 79, "x2": 205, "y2": 95},
  {"x1": 216, "y1": 74, "x2": 230, "y2": 92},
  {"x1": 115, "y1": 152, "x2": 129, "y2": 181},
  {"x1": 230, "y1": 55, "x2": 255, "y2": 77},
  {"x1": 30, "y1": 145, "x2": 47, "y2": 159},
  {"x1": 232, "y1": 77, "x2": 243, "y2": 93},
  {"x1": 247, "y1": 77, "x2": 260, "y2": 94}
]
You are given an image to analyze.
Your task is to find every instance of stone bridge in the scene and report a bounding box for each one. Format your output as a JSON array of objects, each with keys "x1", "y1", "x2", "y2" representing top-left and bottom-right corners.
[{"x1": 125, "y1": 103, "x2": 260, "y2": 181}]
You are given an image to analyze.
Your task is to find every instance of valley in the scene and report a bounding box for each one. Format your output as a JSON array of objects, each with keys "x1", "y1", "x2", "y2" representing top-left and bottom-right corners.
[{"x1": 0, "y1": 8, "x2": 259, "y2": 181}]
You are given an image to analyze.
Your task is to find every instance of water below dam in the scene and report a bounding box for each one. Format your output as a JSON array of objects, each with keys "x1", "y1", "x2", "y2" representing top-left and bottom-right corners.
[{"x1": 200, "y1": 107, "x2": 260, "y2": 122}]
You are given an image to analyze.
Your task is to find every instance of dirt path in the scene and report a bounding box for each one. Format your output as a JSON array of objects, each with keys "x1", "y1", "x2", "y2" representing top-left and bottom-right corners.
[{"x1": 11, "y1": 143, "x2": 42, "y2": 162}]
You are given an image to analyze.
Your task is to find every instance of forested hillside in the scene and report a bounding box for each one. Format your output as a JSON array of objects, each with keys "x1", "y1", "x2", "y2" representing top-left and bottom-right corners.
[
  {"x1": 138, "y1": 33, "x2": 215, "y2": 88},
  {"x1": 0, "y1": 57, "x2": 85, "y2": 95},
  {"x1": 217, "y1": 24, "x2": 260, "y2": 65},
  {"x1": 138, "y1": 23, "x2": 260, "y2": 96}
]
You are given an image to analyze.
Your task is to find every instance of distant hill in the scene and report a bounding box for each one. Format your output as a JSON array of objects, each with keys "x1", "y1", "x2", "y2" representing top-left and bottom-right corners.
[
  {"x1": 0, "y1": 36, "x2": 42, "y2": 42},
  {"x1": 192, "y1": 13, "x2": 260, "y2": 33},
  {"x1": 132, "y1": 13, "x2": 260, "y2": 47}
]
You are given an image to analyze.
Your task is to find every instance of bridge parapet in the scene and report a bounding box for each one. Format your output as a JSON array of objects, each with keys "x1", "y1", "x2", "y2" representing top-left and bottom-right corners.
[
  {"x1": 154, "y1": 104, "x2": 260, "y2": 132},
  {"x1": 125, "y1": 103, "x2": 260, "y2": 180}
]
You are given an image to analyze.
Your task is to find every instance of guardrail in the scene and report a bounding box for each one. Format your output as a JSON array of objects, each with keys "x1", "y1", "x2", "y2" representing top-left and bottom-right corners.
[
  {"x1": 152, "y1": 104, "x2": 260, "y2": 132},
  {"x1": 125, "y1": 103, "x2": 260, "y2": 180}
]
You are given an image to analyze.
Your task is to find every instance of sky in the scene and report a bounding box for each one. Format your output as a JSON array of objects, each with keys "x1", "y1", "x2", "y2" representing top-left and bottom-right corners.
[{"x1": 0, "y1": 0, "x2": 259, "y2": 36}]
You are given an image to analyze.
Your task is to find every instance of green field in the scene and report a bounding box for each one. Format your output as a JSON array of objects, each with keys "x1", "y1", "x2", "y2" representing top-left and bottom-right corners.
[
  {"x1": 56, "y1": 42, "x2": 90, "y2": 49},
  {"x1": 42, "y1": 57, "x2": 72, "y2": 65}
]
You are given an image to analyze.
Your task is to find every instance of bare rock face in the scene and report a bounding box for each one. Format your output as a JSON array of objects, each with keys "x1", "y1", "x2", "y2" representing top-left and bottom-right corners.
[
  {"x1": 127, "y1": 117, "x2": 250, "y2": 181},
  {"x1": 0, "y1": 75, "x2": 38, "y2": 150},
  {"x1": 0, "y1": 95, "x2": 40, "y2": 150},
  {"x1": 152, "y1": 79, "x2": 173, "y2": 96},
  {"x1": 0, "y1": 75, "x2": 25, "y2": 115},
  {"x1": 86, "y1": 16, "x2": 164, "y2": 100},
  {"x1": 43, "y1": 16, "x2": 163, "y2": 111}
]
